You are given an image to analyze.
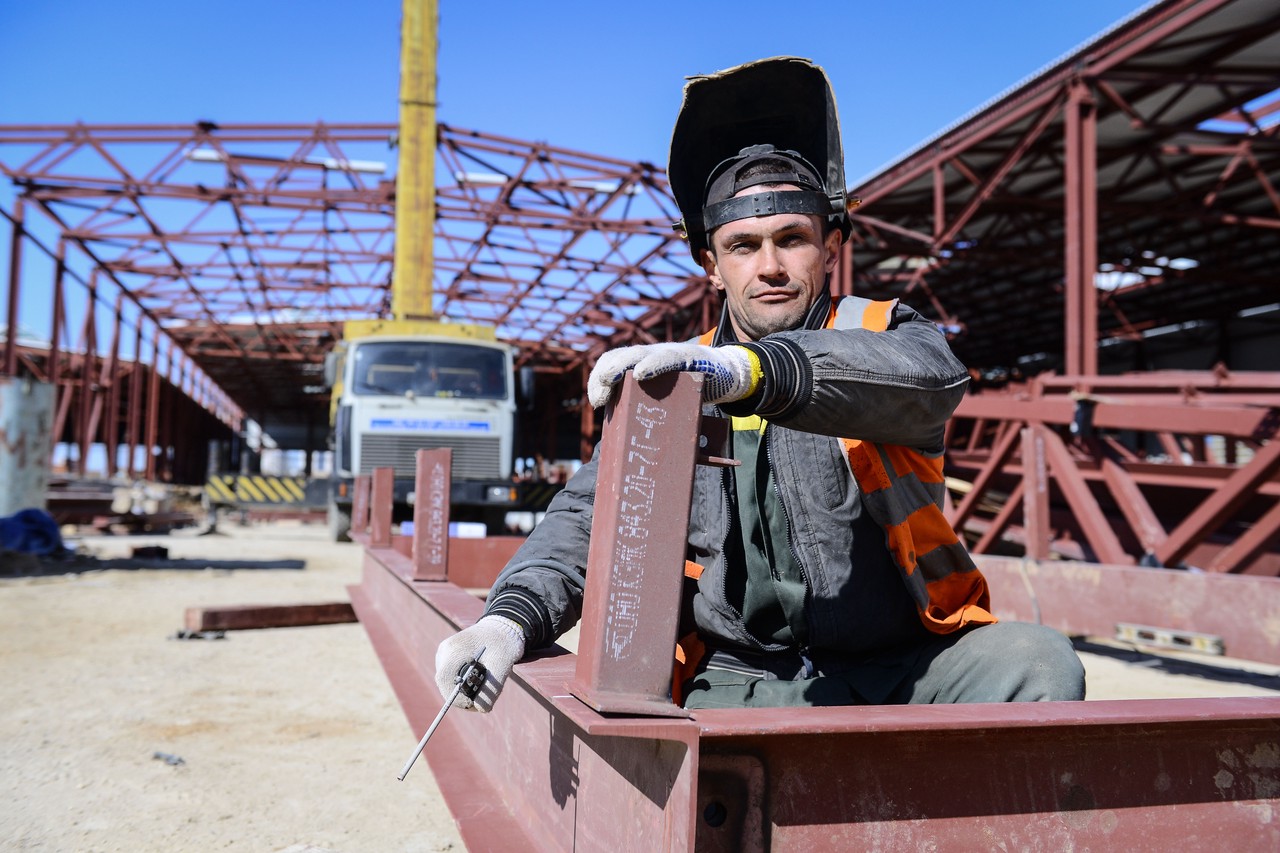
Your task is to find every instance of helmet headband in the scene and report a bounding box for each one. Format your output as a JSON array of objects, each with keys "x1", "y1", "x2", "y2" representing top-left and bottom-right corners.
[{"x1": 702, "y1": 144, "x2": 835, "y2": 231}]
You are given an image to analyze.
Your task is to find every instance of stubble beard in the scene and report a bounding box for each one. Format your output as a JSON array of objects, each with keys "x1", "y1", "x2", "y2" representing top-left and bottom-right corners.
[{"x1": 729, "y1": 298, "x2": 809, "y2": 342}]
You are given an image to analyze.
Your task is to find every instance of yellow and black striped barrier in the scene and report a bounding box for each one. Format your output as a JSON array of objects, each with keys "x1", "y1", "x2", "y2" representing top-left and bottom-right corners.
[
  {"x1": 519, "y1": 482, "x2": 565, "y2": 512},
  {"x1": 205, "y1": 474, "x2": 325, "y2": 508}
]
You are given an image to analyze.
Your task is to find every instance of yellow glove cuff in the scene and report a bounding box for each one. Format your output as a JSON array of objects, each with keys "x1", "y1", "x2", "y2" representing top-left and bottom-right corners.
[{"x1": 727, "y1": 346, "x2": 764, "y2": 398}]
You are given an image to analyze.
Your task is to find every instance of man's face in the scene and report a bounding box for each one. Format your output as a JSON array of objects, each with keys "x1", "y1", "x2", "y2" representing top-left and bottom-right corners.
[{"x1": 700, "y1": 185, "x2": 842, "y2": 341}]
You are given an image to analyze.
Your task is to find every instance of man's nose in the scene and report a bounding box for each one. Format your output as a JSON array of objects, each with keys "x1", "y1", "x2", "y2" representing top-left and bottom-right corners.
[{"x1": 757, "y1": 241, "x2": 784, "y2": 278}]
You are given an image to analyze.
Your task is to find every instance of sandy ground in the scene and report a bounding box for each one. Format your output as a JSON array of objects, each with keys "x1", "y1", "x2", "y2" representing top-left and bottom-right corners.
[
  {"x1": 1, "y1": 520, "x2": 463, "y2": 853},
  {"x1": 3, "y1": 518, "x2": 1279, "y2": 852}
]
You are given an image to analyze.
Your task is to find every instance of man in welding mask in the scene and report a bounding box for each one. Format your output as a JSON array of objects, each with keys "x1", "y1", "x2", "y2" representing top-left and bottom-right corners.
[{"x1": 436, "y1": 57, "x2": 1085, "y2": 711}]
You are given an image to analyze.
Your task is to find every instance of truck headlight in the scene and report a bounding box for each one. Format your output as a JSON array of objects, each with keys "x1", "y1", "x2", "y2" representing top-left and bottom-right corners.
[{"x1": 488, "y1": 485, "x2": 515, "y2": 502}]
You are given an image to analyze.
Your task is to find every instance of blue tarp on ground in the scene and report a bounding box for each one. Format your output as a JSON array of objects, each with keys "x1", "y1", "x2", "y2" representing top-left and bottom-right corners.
[{"x1": 0, "y1": 509, "x2": 65, "y2": 555}]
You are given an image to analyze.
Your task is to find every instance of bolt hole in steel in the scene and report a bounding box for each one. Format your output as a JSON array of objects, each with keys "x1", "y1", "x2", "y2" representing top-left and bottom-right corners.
[{"x1": 703, "y1": 800, "x2": 728, "y2": 827}]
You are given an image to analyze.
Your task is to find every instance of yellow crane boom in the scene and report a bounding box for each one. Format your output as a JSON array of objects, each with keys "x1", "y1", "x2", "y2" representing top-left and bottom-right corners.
[{"x1": 391, "y1": 0, "x2": 437, "y2": 322}]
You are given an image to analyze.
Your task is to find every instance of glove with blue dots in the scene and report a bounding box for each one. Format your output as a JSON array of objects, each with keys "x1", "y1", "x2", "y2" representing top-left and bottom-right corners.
[{"x1": 587, "y1": 343, "x2": 761, "y2": 409}]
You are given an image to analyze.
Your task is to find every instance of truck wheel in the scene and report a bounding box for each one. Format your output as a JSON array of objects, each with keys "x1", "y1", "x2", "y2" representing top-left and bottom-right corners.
[{"x1": 328, "y1": 502, "x2": 352, "y2": 543}]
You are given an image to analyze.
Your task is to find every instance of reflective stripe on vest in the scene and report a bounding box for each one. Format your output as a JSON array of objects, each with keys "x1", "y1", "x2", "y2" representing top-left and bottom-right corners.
[
  {"x1": 696, "y1": 295, "x2": 994, "y2": 634},
  {"x1": 831, "y1": 296, "x2": 994, "y2": 634}
]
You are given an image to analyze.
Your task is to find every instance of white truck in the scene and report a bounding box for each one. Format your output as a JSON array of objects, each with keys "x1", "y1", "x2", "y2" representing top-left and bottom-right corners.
[{"x1": 322, "y1": 320, "x2": 530, "y2": 541}]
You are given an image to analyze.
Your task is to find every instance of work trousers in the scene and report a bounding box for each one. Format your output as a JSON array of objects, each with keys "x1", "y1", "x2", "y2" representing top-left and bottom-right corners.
[{"x1": 681, "y1": 621, "x2": 1086, "y2": 709}]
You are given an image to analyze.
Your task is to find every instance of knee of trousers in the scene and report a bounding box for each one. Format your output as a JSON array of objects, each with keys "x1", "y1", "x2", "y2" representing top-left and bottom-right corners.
[{"x1": 993, "y1": 622, "x2": 1086, "y2": 701}]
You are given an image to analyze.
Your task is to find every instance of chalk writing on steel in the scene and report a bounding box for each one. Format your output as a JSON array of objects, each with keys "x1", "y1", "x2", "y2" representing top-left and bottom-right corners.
[
  {"x1": 426, "y1": 461, "x2": 449, "y2": 565},
  {"x1": 606, "y1": 400, "x2": 665, "y2": 660}
]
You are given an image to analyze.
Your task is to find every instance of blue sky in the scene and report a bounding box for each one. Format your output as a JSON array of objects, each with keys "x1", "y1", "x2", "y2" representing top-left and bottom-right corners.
[{"x1": 1, "y1": 0, "x2": 1152, "y2": 183}]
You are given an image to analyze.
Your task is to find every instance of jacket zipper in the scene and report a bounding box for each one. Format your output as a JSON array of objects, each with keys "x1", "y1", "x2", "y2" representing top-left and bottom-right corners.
[
  {"x1": 717, "y1": 445, "x2": 770, "y2": 653},
  {"x1": 765, "y1": 425, "x2": 817, "y2": 677}
]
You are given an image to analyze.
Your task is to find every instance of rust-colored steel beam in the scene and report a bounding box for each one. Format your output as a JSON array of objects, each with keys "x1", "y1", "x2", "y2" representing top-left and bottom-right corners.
[
  {"x1": 947, "y1": 416, "x2": 1023, "y2": 531},
  {"x1": 951, "y1": 449, "x2": 1280, "y2": 499},
  {"x1": 104, "y1": 295, "x2": 123, "y2": 477},
  {"x1": 573, "y1": 373, "x2": 702, "y2": 717},
  {"x1": 980, "y1": 553, "x2": 1280, "y2": 663},
  {"x1": 411, "y1": 448, "x2": 451, "y2": 581},
  {"x1": 351, "y1": 473, "x2": 371, "y2": 537},
  {"x1": 77, "y1": 271, "x2": 98, "y2": 474},
  {"x1": 4, "y1": 196, "x2": 22, "y2": 377},
  {"x1": 1210, "y1": 496, "x2": 1280, "y2": 574},
  {"x1": 949, "y1": 366, "x2": 1280, "y2": 572},
  {"x1": 184, "y1": 602, "x2": 357, "y2": 632},
  {"x1": 371, "y1": 466, "x2": 394, "y2": 548},
  {"x1": 1036, "y1": 423, "x2": 1131, "y2": 565},
  {"x1": 49, "y1": 238, "x2": 65, "y2": 392},
  {"x1": 125, "y1": 322, "x2": 143, "y2": 479},
  {"x1": 144, "y1": 339, "x2": 162, "y2": 480},
  {"x1": 1022, "y1": 427, "x2": 1051, "y2": 561},
  {"x1": 351, "y1": 367, "x2": 1280, "y2": 851},
  {"x1": 1155, "y1": 438, "x2": 1280, "y2": 569},
  {"x1": 974, "y1": 480, "x2": 1026, "y2": 555},
  {"x1": 1098, "y1": 448, "x2": 1169, "y2": 554},
  {"x1": 957, "y1": 386, "x2": 1276, "y2": 439},
  {"x1": 1064, "y1": 79, "x2": 1099, "y2": 377},
  {"x1": 355, "y1": 553, "x2": 1280, "y2": 849}
]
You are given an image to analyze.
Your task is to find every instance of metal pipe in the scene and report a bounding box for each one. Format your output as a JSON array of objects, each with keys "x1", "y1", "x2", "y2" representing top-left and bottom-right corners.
[
  {"x1": 105, "y1": 294, "x2": 123, "y2": 477},
  {"x1": 145, "y1": 336, "x2": 161, "y2": 481},
  {"x1": 47, "y1": 239, "x2": 65, "y2": 468},
  {"x1": 4, "y1": 196, "x2": 22, "y2": 377},
  {"x1": 77, "y1": 271, "x2": 98, "y2": 475},
  {"x1": 126, "y1": 319, "x2": 143, "y2": 479}
]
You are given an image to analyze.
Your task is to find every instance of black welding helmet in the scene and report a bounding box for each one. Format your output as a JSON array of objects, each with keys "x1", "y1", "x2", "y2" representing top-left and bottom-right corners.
[{"x1": 668, "y1": 56, "x2": 851, "y2": 259}]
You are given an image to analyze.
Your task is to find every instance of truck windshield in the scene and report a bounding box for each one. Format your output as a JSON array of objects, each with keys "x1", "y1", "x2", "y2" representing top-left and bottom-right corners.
[{"x1": 351, "y1": 341, "x2": 507, "y2": 400}]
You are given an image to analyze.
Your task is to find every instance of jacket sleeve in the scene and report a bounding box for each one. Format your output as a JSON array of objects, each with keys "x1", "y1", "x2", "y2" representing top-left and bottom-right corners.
[
  {"x1": 482, "y1": 448, "x2": 598, "y2": 649},
  {"x1": 726, "y1": 301, "x2": 969, "y2": 452}
]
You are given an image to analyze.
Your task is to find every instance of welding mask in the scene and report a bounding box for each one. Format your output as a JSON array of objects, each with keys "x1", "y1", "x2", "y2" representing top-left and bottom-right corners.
[{"x1": 668, "y1": 56, "x2": 852, "y2": 259}]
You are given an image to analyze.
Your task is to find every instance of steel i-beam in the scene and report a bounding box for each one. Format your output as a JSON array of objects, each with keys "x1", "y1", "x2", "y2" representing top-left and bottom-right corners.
[{"x1": 350, "y1": 373, "x2": 1280, "y2": 852}]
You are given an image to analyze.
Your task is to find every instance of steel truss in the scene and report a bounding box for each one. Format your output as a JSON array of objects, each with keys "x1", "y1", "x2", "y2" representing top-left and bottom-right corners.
[
  {"x1": 0, "y1": 122, "x2": 705, "y2": 466},
  {"x1": 841, "y1": 0, "x2": 1280, "y2": 573},
  {"x1": 2, "y1": 0, "x2": 1277, "y2": 579}
]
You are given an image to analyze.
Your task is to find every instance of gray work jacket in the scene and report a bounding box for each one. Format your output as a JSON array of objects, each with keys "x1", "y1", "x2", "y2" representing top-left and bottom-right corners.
[{"x1": 486, "y1": 297, "x2": 970, "y2": 659}]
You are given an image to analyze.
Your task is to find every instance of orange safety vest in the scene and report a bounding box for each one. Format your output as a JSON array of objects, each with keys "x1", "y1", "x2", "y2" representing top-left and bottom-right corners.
[{"x1": 695, "y1": 296, "x2": 994, "y2": 636}]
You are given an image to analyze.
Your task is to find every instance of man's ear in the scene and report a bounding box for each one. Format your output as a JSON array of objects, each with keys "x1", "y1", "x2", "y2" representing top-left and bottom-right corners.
[
  {"x1": 822, "y1": 228, "x2": 843, "y2": 274},
  {"x1": 700, "y1": 247, "x2": 725, "y2": 291}
]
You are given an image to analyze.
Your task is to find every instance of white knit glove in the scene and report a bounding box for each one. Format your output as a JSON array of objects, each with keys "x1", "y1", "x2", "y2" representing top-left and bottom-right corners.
[
  {"x1": 434, "y1": 615, "x2": 526, "y2": 713},
  {"x1": 587, "y1": 343, "x2": 762, "y2": 408}
]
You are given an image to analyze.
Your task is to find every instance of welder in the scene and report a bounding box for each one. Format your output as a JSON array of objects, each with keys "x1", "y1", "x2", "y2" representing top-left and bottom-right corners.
[{"x1": 435, "y1": 56, "x2": 1085, "y2": 711}]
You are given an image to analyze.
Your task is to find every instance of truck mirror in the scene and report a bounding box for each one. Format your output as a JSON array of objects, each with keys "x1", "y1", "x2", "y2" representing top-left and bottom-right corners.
[
  {"x1": 322, "y1": 351, "x2": 338, "y2": 388},
  {"x1": 517, "y1": 365, "x2": 536, "y2": 411}
]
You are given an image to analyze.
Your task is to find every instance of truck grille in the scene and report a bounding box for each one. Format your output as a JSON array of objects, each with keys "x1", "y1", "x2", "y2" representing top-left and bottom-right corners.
[{"x1": 359, "y1": 435, "x2": 502, "y2": 480}]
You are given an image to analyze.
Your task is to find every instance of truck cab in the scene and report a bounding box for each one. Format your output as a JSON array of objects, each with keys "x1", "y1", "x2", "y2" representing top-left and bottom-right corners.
[{"x1": 325, "y1": 329, "x2": 520, "y2": 541}]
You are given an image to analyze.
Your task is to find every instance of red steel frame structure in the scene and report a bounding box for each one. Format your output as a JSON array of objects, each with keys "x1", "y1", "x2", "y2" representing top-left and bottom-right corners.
[
  {"x1": 840, "y1": 0, "x2": 1280, "y2": 576},
  {"x1": 1, "y1": 0, "x2": 1277, "y2": 582},
  {"x1": 1, "y1": 198, "x2": 241, "y2": 482},
  {"x1": 0, "y1": 122, "x2": 706, "y2": 473}
]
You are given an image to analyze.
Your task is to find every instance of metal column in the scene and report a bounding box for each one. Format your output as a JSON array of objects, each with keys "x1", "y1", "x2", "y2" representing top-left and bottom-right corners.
[{"x1": 0, "y1": 377, "x2": 55, "y2": 515}]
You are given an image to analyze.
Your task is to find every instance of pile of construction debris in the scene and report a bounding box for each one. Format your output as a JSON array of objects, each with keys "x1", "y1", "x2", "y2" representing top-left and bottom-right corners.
[{"x1": 46, "y1": 478, "x2": 204, "y2": 534}]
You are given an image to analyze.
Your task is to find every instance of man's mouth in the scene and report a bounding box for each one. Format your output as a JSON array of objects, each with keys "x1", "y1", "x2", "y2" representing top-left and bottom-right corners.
[{"x1": 752, "y1": 289, "x2": 800, "y2": 304}]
